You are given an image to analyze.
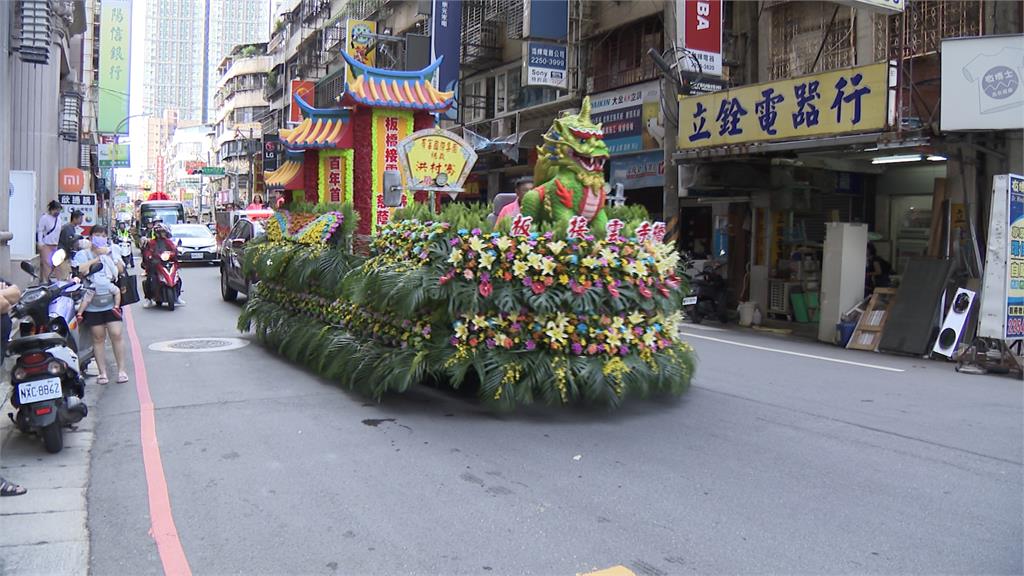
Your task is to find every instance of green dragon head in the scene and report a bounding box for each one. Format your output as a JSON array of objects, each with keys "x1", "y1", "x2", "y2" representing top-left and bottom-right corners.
[{"x1": 534, "y1": 97, "x2": 610, "y2": 190}]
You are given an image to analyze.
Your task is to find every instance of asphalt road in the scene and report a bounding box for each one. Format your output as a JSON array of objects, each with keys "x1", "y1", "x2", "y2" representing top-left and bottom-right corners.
[{"x1": 87, "y1": 264, "x2": 1023, "y2": 575}]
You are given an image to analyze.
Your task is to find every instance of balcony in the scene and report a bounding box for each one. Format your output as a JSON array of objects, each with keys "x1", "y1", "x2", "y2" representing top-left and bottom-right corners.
[{"x1": 588, "y1": 60, "x2": 660, "y2": 94}]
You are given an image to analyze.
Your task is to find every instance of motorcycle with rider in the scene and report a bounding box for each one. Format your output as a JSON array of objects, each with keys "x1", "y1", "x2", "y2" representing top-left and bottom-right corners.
[{"x1": 140, "y1": 223, "x2": 185, "y2": 309}]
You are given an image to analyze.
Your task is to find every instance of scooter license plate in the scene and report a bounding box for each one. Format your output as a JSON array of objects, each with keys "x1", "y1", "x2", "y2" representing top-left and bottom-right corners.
[
  {"x1": 17, "y1": 377, "x2": 63, "y2": 404},
  {"x1": 682, "y1": 296, "x2": 698, "y2": 306}
]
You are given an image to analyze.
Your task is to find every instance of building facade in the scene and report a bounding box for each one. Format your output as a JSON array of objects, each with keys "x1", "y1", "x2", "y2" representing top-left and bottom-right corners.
[
  {"x1": 1, "y1": 0, "x2": 91, "y2": 278},
  {"x1": 144, "y1": 0, "x2": 270, "y2": 124},
  {"x1": 211, "y1": 43, "x2": 273, "y2": 205}
]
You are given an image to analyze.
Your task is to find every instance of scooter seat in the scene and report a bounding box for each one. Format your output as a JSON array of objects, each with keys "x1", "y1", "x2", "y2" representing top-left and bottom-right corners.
[{"x1": 8, "y1": 333, "x2": 67, "y2": 355}]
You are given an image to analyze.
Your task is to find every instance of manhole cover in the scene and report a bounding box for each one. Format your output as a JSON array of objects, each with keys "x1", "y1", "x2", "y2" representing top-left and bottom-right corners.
[{"x1": 148, "y1": 337, "x2": 250, "y2": 353}]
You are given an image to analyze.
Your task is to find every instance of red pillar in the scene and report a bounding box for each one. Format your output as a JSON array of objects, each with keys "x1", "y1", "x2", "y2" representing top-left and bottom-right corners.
[
  {"x1": 303, "y1": 150, "x2": 319, "y2": 203},
  {"x1": 352, "y1": 110, "x2": 374, "y2": 237}
]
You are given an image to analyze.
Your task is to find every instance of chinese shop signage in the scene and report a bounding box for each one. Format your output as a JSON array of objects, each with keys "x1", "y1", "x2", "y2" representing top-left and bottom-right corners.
[
  {"x1": 677, "y1": 62, "x2": 890, "y2": 150},
  {"x1": 397, "y1": 129, "x2": 478, "y2": 195}
]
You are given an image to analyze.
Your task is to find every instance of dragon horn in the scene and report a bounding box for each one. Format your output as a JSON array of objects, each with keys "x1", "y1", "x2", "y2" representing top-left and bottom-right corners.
[{"x1": 579, "y1": 96, "x2": 592, "y2": 122}]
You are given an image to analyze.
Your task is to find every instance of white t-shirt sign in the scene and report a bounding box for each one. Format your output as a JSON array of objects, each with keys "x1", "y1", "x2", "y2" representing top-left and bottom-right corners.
[{"x1": 942, "y1": 35, "x2": 1024, "y2": 131}]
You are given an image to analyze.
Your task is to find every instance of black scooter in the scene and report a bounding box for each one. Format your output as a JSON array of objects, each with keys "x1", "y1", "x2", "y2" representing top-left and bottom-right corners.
[{"x1": 683, "y1": 260, "x2": 729, "y2": 324}]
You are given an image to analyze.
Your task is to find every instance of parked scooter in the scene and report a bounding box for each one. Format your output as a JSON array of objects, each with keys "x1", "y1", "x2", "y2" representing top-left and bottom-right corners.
[
  {"x1": 6, "y1": 252, "x2": 101, "y2": 453},
  {"x1": 682, "y1": 259, "x2": 730, "y2": 324},
  {"x1": 148, "y1": 249, "x2": 182, "y2": 311}
]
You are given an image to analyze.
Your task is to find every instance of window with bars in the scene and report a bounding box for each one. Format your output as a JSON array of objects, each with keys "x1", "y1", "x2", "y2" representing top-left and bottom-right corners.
[
  {"x1": 873, "y1": 0, "x2": 982, "y2": 61},
  {"x1": 767, "y1": 1, "x2": 854, "y2": 81},
  {"x1": 587, "y1": 15, "x2": 663, "y2": 93}
]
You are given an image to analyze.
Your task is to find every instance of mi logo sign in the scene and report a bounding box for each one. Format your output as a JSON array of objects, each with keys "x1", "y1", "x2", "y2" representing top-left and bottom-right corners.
[{"x1": 58, "y1": 168, "x2": 85, "y2": 193}]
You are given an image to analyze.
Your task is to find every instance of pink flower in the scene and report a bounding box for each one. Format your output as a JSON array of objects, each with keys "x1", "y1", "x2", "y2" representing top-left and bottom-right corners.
[
  {"x1": 531, "y1": 283, "x2": 546, "y2": 295},
  {"x1": 479, "y1": 281, "x2": 493, "y2": 298}
]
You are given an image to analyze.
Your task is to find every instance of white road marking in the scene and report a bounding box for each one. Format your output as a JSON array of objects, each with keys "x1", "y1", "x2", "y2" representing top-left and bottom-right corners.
[{"x1": 679, "y1": 331, "x2": 906, "y2": 373}]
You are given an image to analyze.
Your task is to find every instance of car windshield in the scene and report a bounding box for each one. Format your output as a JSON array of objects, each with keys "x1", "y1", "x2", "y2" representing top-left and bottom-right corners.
[
  {"x1": 170, "y1": 224, "x2": 214, "y2": 239},
  {"x1": 142, "y1": 208, "x2": 182, "y2": 225}
]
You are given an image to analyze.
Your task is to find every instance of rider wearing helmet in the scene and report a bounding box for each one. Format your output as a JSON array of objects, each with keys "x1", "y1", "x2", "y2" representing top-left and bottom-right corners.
[{"x1": 141, "y1": 223, "x2": 185, "y2": 307}]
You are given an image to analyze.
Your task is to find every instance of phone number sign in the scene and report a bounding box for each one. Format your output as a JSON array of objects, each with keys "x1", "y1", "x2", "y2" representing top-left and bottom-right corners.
[{"x1": 524, "y1": 42, "x2": 567, "y2": 89}]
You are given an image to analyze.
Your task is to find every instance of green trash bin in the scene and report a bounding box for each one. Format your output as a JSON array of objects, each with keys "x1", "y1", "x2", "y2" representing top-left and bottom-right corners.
[{"x1": 791, "y1": 292, "x2": 809, "y2": 323}]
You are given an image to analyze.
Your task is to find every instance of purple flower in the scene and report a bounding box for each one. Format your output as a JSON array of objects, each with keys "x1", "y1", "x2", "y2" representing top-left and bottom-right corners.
[
  {"x1": 485, "y1": 338, "x2": 496, "y2": 349},
  {"x1": 597, "y1": 344, "x2": 606, "y2": 353},
  {"x1": 510, "y1": 322, "x2": 522, "y2": 331},
  {"x1": 480, "y1": 272, "x2": 491, "y2": 282},
  {"x1": 571, "y1": 342, "x2": 583, "y2": 355},
  {"x1": 525, "y1": 340, "x2": 536, "y2": 351},
  {"x1": 619, "y1": 345, "x2": 629, "y2": 356},
  {"x1": 449, "y1": 238, "x2": 460, "y2": 246},
  {"x1": 471, "y1": 228, "x2": 482, "y2": 235},
  {"x1": 422, "y1": 326, "x2": 432, "y2": 336},
  {"x1": 523, "y1": 277, "x2": 533, "y2": 287}
]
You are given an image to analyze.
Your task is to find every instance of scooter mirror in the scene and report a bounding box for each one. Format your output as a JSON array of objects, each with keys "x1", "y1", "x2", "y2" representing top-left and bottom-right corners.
[
  {"x1": 51, "y1": 249, "x2": 67, "y2": 267},
  {"x1": 20, "y1": 261, "x2": 37, "y2": 278}
]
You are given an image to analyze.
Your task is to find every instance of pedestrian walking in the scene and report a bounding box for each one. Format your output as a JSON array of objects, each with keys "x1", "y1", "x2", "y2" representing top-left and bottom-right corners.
[
  {"x1": 73, "y1": 226, "x2": 128, "y2": 385},
  {"x1": 36, "y1": 200, "x2": 62, "y2": 280}
]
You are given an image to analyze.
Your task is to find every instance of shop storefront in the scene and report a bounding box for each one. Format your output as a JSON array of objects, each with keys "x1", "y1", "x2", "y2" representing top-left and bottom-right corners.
[
  {"x1": 591, "y1": 80, "x2": 667, "y2": 217},
  {"x1": 673, "y1": 61, "x2": 958, "y2": 338}
]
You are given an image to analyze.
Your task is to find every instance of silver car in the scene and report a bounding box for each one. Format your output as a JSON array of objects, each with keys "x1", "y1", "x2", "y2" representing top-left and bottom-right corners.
[{"x1": 169, "y1": 223, "x2": 220, "y2": 265}]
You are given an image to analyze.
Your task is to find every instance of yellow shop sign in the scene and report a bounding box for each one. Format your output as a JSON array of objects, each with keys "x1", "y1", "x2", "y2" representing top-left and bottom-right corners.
[{"x1": 678, "y1": 62, "x2": 891, "y2": 150}]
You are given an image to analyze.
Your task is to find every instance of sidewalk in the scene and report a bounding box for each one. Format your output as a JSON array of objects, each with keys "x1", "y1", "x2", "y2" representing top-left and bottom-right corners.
[{"x1": 0, "y1": 369, "x2": 102, "y2": 576}]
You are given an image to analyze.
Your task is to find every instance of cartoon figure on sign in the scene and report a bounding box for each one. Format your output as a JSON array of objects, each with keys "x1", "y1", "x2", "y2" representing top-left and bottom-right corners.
[
  {"x1": 519, "y1": 97, "x2": 611, "y2": 235},
  {"x1": 350, "y1": 23, "x2": 374, "y2": 66}
]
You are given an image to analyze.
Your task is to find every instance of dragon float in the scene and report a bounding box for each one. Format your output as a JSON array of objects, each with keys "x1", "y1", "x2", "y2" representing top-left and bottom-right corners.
[
  {"x1": 521, "y1": 97, "x2": 611, "y2": 233},
  {"x1": 242, "y1": 55, "x2": 695, "y2": 410}
]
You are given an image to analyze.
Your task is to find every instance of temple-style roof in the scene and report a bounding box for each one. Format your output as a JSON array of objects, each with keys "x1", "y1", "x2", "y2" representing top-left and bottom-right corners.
[
  {"x1": 279, "y1": 96, "x2": 353, "y2": 149},
  {"x1": 339, "y1": 51, "x2": 454, "y2": 111},
  {"x1": 265, "y1": 159, "x2": 304, "y2": 190}
]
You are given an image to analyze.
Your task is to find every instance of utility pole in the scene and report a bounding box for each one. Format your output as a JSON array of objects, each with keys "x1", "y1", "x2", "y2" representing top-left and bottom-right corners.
[
  {"x1": 248, "y1": 127, "x2": 255, "y2": 206},
  {"x1": 662, "y1": 2, "x2": 681, "y2": 248}
]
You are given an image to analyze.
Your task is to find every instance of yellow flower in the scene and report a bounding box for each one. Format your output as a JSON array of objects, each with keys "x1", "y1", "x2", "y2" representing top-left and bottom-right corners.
[
  {"x1": 545, "y1": 322, "x2": 568, "y2": 346},
  {"x1": 582, "y1": 256, "x2": 600, "y2": 269},
  {"x1": 480, "y1": 251, "x2": 496, "y2": 270},
  {"x1": 472, "y1": 315, "x2": 489, "y2": 330},
  {"x1": 558, "y1": 274, "x2": 570, "y2": 285},
  {"x1": 469, "y1": 236, "x2": 486, "y2": 253},
  {"x1": 540, "y1": 258, "x2": 556, "y2": 276},
  {"x1": 628, "y1": 311, "x2": 645, "y2": 325},
  {"x1": 547, "y1": 240, "x2": 566, "y2": 255},
  {"x1": 600, "y1": 247, "x2": 618, "y2": 264},
  {"x1": 527, "y1": 252, "x2": 545, "y2": 270},
  {"x1": 448, "y1": 248, "x2": 464, "y2": 265},
  {"x1": 642, "y1": 330, "x2": 658, "y2": 347},
  {"x1": 495, "y1": 236, "x2": 513, "y2": 252},
  {"x1": 512, "y1": 260, "x2": 530, "y2": 277},
  {"x1": 518, "y1": 242, "x2": 533, "y2": 255}
]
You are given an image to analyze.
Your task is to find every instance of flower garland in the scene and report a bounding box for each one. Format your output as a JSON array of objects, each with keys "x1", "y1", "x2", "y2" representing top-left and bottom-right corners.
[
  {"x1": 437, "y1": 228, "x2": 682, "y2": 302},
  {"x1": 257, "y1": 281, "x2": 435, "y2": 350},
  {"x1": 266, "y1": 211, "x2": 345, "y2": 246},
  {"x1": 449, "y1": 310, "x2": 686, "y2": 358}
]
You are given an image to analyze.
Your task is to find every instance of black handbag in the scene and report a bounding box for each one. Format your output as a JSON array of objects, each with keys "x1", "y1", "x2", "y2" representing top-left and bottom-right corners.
[{"x1": 118, "y1": 274, "x2": 140, "y2": 306}]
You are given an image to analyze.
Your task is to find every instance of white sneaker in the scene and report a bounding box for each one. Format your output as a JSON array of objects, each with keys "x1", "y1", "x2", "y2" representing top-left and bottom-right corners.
[
  {"x1": 175, "y1": 296, "x2": 186, "y2": 306},
  {"x1": 143, "y1": 299, "x2": 154, "y2": 308}
]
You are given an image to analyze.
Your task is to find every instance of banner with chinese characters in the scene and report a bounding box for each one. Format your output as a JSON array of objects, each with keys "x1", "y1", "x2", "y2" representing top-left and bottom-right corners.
[
  {"x1": 677, "y1": 63, "x2": 889, "y2": 150},
  {"x1": 590, "y1": 81, "x2": 663, "y2": 156},
  {"x1": 397, "y1": 129, "x2": 478, "y2": 194},
  {"x1": 1007, "y1": 174, "x2": 1024, "y2": 339},
  {"x1": 98, "y1": 0, "x2": 131, "y2": 134},
  {"x1": 318, "y1": 150, "x2": 354, "y2": 204},
  {"x1": 430, "y1": 0, "x2": 462, "y2": 122},
  {"x1": 58, "y1": 192, "x2": 98, "y2": 233},
  {"x1": 371, "y1": 110, "x2": 413, "y2": 233},
  {"x1": 345, "y1": 19, "x2": 377, "y2": 87},
  {"x1": 676, "y1": 0, "x2": 723, "y2": 78}
]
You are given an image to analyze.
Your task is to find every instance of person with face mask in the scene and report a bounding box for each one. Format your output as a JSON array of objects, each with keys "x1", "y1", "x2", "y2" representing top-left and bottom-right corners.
[
  {"x1": 72, "y1": 226, "x2": 128, "y2": 384},
  {"x1": 140, "y1": 224, "x2": 184, "y2": 307}
]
